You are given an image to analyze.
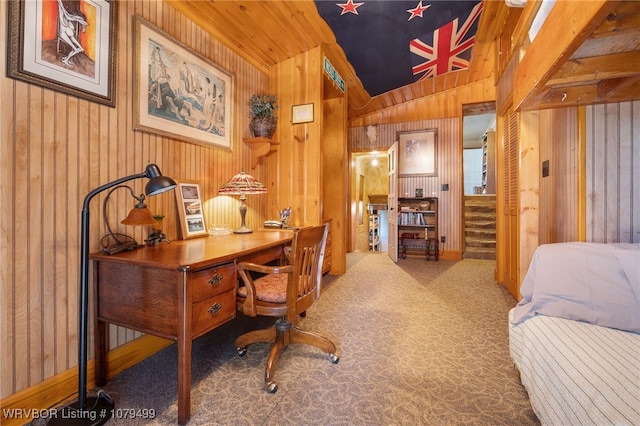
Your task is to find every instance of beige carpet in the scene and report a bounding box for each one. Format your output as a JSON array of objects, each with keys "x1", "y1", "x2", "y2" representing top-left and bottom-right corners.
[{"x1": 82, "y1": 253, "x2": 539, "y2": 425}]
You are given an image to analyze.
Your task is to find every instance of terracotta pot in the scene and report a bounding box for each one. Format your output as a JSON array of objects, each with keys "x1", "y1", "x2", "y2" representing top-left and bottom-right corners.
[{"x1": 250, "y1": 117, "x2": 277, "y2": 138}]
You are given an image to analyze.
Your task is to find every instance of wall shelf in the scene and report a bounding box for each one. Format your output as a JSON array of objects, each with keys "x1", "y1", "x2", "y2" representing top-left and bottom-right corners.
[{"x1": 243, "y1": 137, "x2": 279, "y2": 168}]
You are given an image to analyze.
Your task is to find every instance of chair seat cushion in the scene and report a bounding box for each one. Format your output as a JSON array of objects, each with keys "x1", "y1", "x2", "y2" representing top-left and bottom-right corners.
[{"x1": 237, "y1": 273, "x2": 287, "y2": 303}]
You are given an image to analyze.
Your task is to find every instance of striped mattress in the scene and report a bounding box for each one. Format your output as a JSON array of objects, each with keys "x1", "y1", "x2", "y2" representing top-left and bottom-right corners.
[{"x1": 509, "y1": 309, "x2": 640, "y2": 426}]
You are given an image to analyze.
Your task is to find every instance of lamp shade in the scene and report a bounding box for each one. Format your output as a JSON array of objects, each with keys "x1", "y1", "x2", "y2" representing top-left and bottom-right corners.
[
  {"x1": 144, "y1": 163, "x2": 177, "y2": 195},
  {"x1": 219, "y1": 171, "x2": 266, "y2": 234},
  {"x1": 121, "y1": 205, "x2": 157, "y2": 226},
  {"x1": 218, "y1": 171, "x2": 267, "y2": 195}
]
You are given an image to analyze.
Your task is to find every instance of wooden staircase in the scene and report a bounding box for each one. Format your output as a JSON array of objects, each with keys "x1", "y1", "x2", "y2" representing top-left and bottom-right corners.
[{"x1": 464, "y1": 195, "x2": 496, "y2": 260}]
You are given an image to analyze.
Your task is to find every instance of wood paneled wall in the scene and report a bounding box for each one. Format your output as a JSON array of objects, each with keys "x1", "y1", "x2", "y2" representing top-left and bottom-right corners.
[
  {"x1": 538, "y1": 107, "x2": 580, "y2": 244},
  {"x1": 586, "y1": 102, "x2": 640, "y2": 243},
  {"x1": 538, "y1": 101, "x2": 640, "y2": 247},
  {"x1": 0, "y1": 1, "x2": 269, "y2": 398},
  {"x1": 349, "y1": 79, "x2": 495, "y2": 127},
  {"x1": 349, "y1": 118, "x2": 462, "y2": 258}
]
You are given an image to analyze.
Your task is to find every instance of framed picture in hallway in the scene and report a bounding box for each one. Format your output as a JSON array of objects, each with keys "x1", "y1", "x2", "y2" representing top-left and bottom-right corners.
[
  {"x1": 133, "y1": 15, "x2": 233, "y2": 151},
  {"x1": 397, "y1": 129, "x2": 437, "y2": 177},
  {"x1": 6, "y1": 0, "x2": 118, "y2": 107}
]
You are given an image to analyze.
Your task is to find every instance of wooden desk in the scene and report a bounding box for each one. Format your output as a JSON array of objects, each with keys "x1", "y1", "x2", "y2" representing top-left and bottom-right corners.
[{"x1": 91, "y1": 231, "x2": 293, "y2": 424}]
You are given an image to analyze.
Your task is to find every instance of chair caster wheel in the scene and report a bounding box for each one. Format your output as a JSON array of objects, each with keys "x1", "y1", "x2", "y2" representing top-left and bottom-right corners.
[
  {"x1": 237, "y1": 347, "x2": 247, "y2": 357},
  {"x1": 266, "y1": 382, "x2": 278, "y2": 393},
  {"x1": 330, "y1": 353, "x2": 339, "y2": 364}
]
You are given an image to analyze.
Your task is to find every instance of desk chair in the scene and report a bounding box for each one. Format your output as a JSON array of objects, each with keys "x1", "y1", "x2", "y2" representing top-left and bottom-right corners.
[{"x1": 235, "y1": 224, "x2": 339, "y2": 392}]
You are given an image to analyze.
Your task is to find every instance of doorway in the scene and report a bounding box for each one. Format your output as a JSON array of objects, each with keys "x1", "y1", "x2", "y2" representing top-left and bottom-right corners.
[
  {"x1": 349, "y1": 151, "x2": 389, "y2": 252},
  {"x1": 462, "y1": 102, "x2": 497, "y2": 259}
]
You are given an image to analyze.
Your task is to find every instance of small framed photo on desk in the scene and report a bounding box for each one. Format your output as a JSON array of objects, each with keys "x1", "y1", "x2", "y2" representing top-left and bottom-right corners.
[{"x1": 175, "y1": 181, "x2": 207, "y2": 239}]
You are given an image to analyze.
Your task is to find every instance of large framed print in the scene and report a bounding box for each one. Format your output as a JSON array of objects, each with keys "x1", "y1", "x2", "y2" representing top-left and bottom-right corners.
[
  {"x1": 397, "y1": 129, "x2": 437, "y2": 177},
  {"x1": 175, "y1": 182, "x2": 207, "y2": 239},
  {"x1": 7, "y1": 0, "x2": 117, "y2": 107},
  {"x1": 133, "y1": 15, "x2": 233, "y2": 150}
]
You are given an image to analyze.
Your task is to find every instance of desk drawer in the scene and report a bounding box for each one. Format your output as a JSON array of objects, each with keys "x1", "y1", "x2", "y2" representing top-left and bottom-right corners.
[
  {"x1": 192, "y1": 289, "x2": 235, "y2": 337},
  {"x1": 191, "y1": 263, "x2": 236, "y2": 302}
]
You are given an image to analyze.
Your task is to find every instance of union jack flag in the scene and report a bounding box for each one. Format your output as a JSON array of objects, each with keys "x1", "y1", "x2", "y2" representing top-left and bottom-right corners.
[{"x1": 410, "y1": 2, "x2": 484, "y2": 80}]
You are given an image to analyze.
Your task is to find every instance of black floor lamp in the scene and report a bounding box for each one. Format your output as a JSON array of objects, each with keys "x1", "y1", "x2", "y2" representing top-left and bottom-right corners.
[{"x1": 49, "y1": 164, "x2": 176, "y2": 426}]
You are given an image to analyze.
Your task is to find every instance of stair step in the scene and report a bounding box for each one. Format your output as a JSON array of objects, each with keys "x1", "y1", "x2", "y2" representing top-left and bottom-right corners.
[
  {"x1": 464, "y1": 220, "x2": 496, "y2": 229},
  {"x1": 465, "y1": 228, "x2": 496, "y2": 237},
  {"x1": 465, "y1": 237, "x2": 496, "y2": 248},
  {"x1": 465, "y1": 212, "x2": 496, "y2": 221},
  {"x1": 464, "y1": 204, "x2": 496, "y2": 213},
  {"x1": 464, "y1": 246, "x2": 496, "y2": 260},
  {"x1": 464, "y1": 195, "x2": 496, "y2": 201},
  {"x1": 463, "y1": 195, "x2": 496, "y2": 259}
]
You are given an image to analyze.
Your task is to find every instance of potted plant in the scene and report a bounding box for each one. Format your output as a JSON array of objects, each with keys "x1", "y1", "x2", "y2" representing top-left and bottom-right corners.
[{"x1": 249, "y1": 94, "x2": 278, "y2": 138}]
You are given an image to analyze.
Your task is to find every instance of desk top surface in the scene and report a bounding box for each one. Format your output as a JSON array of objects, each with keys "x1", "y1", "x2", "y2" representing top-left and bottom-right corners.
[{"x1": 90, "y1": 230, "x2": 293, "y2": 271}]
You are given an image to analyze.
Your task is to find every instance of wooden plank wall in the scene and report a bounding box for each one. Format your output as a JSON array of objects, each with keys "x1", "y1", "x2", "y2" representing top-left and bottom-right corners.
[
  {"x1": 539, "y1": 107, "x2": 580, "y2": 244},
  {"x1": 0, "y1": 0, "x2": 269, "y2": 398},
  {"x1": 586, "y1": 101, "x2": 640, "y2": 243},
  {"x1": 349, "y1": 79, "x2": 495, "y2": 127},
  {"x1": 348, "y1": 118, "x2": 462, "y2": 257}
]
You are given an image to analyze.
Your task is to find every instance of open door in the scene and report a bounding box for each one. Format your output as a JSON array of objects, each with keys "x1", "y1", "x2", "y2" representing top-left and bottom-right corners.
[{"x1": 387, "y1": 142, "x2": 398, "y2": 262}]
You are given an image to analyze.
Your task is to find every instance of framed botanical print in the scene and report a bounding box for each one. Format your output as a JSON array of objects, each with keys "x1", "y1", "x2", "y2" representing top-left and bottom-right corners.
[{"x1": 175, "y1": 182, "x2": 207, "y2": 239}]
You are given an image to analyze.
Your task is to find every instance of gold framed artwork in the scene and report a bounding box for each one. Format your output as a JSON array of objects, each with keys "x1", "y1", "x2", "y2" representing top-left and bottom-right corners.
[
  {"x1": 6, "y1": 0, "x2": 118, "y2": 107},
  {"x1": 175, "y1": 182, "x2": 207, "y2": 239},
  {"x1": 133, "y1": 15, "x2": 233, "y2": 150},
  {"x1": 397, "y1": 129, "x2": 437, "y2": 177},
  {"x1": 291, "y1": 103, "x2": 314, "y2": 124}
]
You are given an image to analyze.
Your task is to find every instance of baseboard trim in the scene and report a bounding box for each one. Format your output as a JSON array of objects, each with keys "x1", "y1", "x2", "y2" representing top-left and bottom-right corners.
[
  {"x1": 1, "y1": 335, "x2": 172, "y2": 426},
  {"x1": 440, "y1": 250, "x2": 462, "y2": 260}
]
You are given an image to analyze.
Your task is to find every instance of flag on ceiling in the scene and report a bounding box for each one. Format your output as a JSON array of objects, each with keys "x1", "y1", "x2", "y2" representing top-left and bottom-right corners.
[{"x1": 314, "y1": 0, "x2": 483, "y2": 97}]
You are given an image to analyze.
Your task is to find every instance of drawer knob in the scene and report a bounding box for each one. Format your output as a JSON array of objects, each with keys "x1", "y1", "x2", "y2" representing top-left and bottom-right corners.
[
  {"x1": 207, "y1": 303, "x2": 222, "y2": 315},
  {"x1": 208, "y1": 272, "x2": 223, "y2": 286}
]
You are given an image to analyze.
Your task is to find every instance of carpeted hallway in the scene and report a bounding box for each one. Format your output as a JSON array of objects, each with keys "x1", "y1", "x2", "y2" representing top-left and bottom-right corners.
[{"x1": 77, "y1": 253, "x2": 539, "y2": 425}]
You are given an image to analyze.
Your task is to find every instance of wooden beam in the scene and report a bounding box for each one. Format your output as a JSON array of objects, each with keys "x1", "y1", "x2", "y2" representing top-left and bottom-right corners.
[
  {"x1": 526, "y1": 78, "x2": 640, "y2": 110},
  {"x1": 513, "y1": 0, "x2": 620, "y2": 111},
  {"x1": 547, "y1": 51, "x2": 640, "y2": 86}
]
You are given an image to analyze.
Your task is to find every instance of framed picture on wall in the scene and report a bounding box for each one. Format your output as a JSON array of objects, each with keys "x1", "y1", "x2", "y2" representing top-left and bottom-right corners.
[
  {"x1": 175, "y1": 182, "x2": 208, "y2": 239},
  {"x1": 397, "y1": 129, "x2": 437, "y2": 177},
  {"x1": 133, "y1": 15, "x2": 233, "y2": 150},
  {"x1": 6, "y1": 0, "x2": 118, "y2": 107}
]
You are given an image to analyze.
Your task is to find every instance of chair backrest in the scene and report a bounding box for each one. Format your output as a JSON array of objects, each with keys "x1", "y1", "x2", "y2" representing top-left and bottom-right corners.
[{"x1": 287, "y1": 224, "x2": 328, "y2": 318}]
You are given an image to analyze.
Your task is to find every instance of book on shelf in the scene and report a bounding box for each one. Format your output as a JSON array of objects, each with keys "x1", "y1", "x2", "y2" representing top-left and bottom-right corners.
[{"x1": 399, "y1": 212, "x2": 426, "y2": 226}]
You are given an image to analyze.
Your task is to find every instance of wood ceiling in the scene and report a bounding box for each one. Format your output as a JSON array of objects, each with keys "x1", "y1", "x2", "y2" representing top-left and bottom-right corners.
[
  {"x1": 166, "y1": 1, "x2": 640, "y2": 119},
  {"x1": 513, "y1": 0, "x2": 640, "y2": 111}
]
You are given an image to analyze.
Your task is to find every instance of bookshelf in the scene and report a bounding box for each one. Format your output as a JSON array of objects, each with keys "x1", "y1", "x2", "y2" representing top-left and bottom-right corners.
[
  {"x1": 368, "y1": 214, "x2": 380, "y2": 251},
  {"x1": 398, "y1": 197, "x2": 439, "y2": 260}
]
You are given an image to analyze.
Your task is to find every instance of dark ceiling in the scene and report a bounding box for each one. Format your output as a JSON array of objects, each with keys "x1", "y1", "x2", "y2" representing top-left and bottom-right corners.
[{"x1": 314, "y1": 0, "x2": 484, "y2": 97}]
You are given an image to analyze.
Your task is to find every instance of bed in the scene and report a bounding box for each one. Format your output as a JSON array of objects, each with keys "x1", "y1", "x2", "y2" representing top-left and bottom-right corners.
[{"x1": 508, "y1": 242, "x2": 640, "y2": 426}]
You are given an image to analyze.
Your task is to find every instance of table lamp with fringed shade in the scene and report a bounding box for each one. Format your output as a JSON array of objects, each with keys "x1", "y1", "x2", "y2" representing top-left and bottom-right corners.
[{"x1": 219, "y1": 170, "x2": 267, "y2": 234}]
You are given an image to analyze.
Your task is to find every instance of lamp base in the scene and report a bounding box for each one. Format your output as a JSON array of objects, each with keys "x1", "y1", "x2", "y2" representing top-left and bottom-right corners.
[
  {"x1": 47, "y1": 396, "x2": 114, "y2": 426},
  {"x1": 234, "y1": 225, "x2": 253, "y2": 234}
]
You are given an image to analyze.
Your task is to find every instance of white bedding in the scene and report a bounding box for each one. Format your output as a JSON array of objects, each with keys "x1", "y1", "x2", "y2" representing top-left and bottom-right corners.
[
  {"x1": 509, "y1": 309, "x2": 640, "y2": 425},
  {"x1": 511, "y1": 242, "x2": 640, "y2": 333}
]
